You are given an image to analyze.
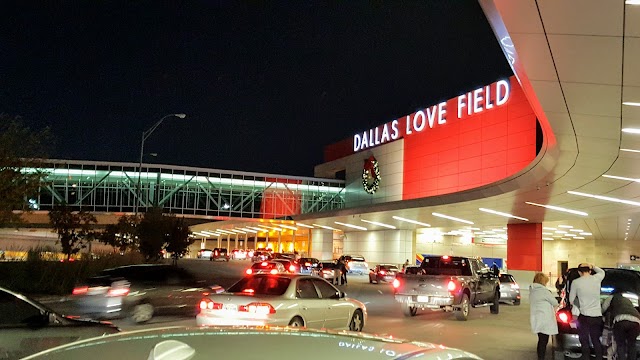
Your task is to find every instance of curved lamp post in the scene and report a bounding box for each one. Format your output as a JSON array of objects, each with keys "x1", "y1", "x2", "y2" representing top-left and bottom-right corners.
[{"x1": 134, "y1": 113, "x2": 186, "y2": 216}]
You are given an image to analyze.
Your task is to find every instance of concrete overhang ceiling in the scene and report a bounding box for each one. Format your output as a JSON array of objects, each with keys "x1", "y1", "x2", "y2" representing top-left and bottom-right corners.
[{"x1": 198, "y1": 1, "x2": 640, "y2": 244}]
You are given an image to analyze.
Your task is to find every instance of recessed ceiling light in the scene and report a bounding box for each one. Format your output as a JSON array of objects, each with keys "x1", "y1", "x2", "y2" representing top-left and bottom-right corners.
[
  {"x1": 579, "y1": 232, "x2": 593, "y2": 236},
  {"x1": 558, "y1": 225, "x2": 573, "y2": 229},
  {"x1": 334, "y1": 221, "x2": 367, "y2": 231},
  {"x1": 603, "y1": 174, "x2": 640, "y2": 182},
  {"x1": 621, "y1": 148, "x2": 640, "y2": 153},
  {"x1": 623, "y1": 100, "x2": 640, "y2": 105},
  {"x1": 543, "y1": 237, "x2": 554, "y2": 241},
  {"x1": 574, "y1": 236, "x2": 585, "y2": 239},
  {"x1": 296, "y1": 223, "x2": 314, "y2": 229},
  {"x1": 568, "y1": 191, "x2": 640, "y2": 207},
  {"x1": 278, "y1": 224, "x2": 298, "y2": 230},
  {"x1": 555, "y1": 230, "x2": 568, "y2": 234},
  {"x1": 543, "y1": 227, "x2": 557, "y2": 231},
  {"x1": 392, "y1": 216, "x2": 431, "y2": 227},
  {"x1": 312, "y1": 224, "x2": 338, "y2": 231},
  {"x1": 622, "y1": 128, "x2": 640, "y2": 134},
  {"x1": 479, "y1": 207, "x2": 528, "y2": 221},
  {"x1": 569, "y1": 229, "x2": 584, "y2": 232},
  {"x1": 361, "y1": 219, "x2": 396, "y2": 229},
  {"x1": 432, "y1": 212, "x2": 474, "y2": 224},
  {"x1": 525, "y1": 202, "x2": 588, "y2": 216}
]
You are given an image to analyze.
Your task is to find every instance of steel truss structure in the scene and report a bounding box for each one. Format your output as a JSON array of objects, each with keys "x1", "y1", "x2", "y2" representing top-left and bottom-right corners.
[{"x1": 29, "y1": 160, "x2": 345, "y2": 219}]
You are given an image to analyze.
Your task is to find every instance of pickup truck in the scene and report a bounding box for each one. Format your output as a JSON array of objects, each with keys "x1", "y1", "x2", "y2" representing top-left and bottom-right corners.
[{"x1": 393, "y1": 255, "x2": 500, "y2": 321}]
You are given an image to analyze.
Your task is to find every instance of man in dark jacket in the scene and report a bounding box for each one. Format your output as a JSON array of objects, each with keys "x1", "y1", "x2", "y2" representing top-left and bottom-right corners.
[
  {"x1": 602, "y1": 290, "x2": 640, "y2": 360},
  {"x1": 338, "y1": 259, "x2": 348, "y2": 285}
]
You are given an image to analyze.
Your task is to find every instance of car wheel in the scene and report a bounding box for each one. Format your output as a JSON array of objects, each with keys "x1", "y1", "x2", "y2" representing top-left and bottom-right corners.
[
  {"x1": 288, "y1": 316, "x2": 305, "y2": 327},
  {"x1": 131, "y1": 303, "x2": 154, "y2": 324},
  {"x1": 490, "y1": 291, "x2": 500, "y2": 314},
  {"x1": 402, "y1": 303, "x2": 417, "y2": 317},
  {"x1": 455, "y1": 293, "x2": 470, "y2": 321},
  {"x1": 514, "y1": 299, "x2": 521, "y2": 306},
  {"x1": 349, "y1": 309, "x2": 364, "y2": 331}
]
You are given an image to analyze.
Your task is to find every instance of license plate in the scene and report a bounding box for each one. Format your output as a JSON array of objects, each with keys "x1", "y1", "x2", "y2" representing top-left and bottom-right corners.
[
  {"x1": 417, "y1": 296, "x2": 429, "y2": 302},
  {"x1": 224, "y1": 304, "x2": 237, "y2": 311},
  {"x1": 501, "y1": 292, "x2": 508, "y2": 297}
]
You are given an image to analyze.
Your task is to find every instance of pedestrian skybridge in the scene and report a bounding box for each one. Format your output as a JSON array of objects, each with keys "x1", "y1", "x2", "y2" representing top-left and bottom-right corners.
[{"x1": 27, "y1": 159, "x2": 345, "y2": 219}]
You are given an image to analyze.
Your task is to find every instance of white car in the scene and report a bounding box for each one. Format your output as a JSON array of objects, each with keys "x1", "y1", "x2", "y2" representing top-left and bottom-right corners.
[
  {"x1": 22, "y1": 326, "x2": 484, "y2": 360},
  {"x1": 196, "y1": 274, "x2": 366, "y2": 331}
]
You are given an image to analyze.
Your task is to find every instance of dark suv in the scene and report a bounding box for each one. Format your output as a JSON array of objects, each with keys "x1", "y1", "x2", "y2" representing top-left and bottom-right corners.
[
  {"x1": 210, "y1": 248, "x2": 230, "y2": 262},
  {"x1": 553, "y1": 267, "x2": 640, "y2": 359},
  {"x1": 69, "y1": 264, "x2": 222, "y2": 323}
]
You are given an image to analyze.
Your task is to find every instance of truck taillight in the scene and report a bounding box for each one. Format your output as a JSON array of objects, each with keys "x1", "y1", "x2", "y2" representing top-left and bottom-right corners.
[
  {"x1": 246, "y1": 269, "x2": 253, "y2": 275},
  {"x1": 392, "y1": 279, "x2": 400, "y2": 288},
  {"x1": 107, "y1": 287, "x2": 130, "y2": 297},
  {"x1": 447, "y1": 280, "x2": 457, "y2": 292}
]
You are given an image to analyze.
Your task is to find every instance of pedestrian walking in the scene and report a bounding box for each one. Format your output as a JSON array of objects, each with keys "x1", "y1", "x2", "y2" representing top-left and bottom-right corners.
[
  {"x1": 338, "y1": 259, "x2": 348, "y2": 285},
  {"x1": 602, "y1": 289, "x2": 640, "y2": 360},
  {"x1": 530, "y1": 272, "x2": 559, "y2": 360},
  {"x1": 569, "y1": 263, "x2": 606, "y2": 360}
]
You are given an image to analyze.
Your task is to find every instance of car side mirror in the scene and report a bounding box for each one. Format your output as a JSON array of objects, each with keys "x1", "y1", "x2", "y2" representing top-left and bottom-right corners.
[
  {"x1": 340, "y1": 291, "x2": 346, "y2": 299},
  {"x1": 26, "y1": 312, "x2": 50, "y2": 328}
]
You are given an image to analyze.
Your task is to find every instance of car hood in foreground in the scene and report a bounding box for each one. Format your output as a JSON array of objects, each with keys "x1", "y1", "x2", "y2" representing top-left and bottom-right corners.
[{"x1": 22, "y1": 326, "x2": 482, "y2": 360}]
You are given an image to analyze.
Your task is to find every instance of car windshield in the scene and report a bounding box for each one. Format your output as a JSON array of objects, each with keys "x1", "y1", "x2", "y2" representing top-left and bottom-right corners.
[
  {"x1": 420, "y1": 256, "x2": 472, "y2": 276},
  {"x1": 226, "y1": 276, "x2": 291, "y2": 295},
  {"x1": 380, "y1": 265, "x2": 398, "y2": 271},
  {"x1": 499, "y1": 274, "x2": 515, "y2": 283}
]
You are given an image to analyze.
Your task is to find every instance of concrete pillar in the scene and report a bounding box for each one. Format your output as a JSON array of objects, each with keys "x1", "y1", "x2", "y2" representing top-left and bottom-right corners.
[
  {"x1": 310, "y1": 229, "x2": 333, "y2": 260},
  {"x1": 507, "y1": 223, "x2": 542, "y2": 290}
]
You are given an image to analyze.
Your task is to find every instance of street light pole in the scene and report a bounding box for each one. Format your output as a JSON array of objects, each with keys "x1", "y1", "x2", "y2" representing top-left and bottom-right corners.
[{"x1": 134, "y1": 113, "x2": 186, "y2": 216}]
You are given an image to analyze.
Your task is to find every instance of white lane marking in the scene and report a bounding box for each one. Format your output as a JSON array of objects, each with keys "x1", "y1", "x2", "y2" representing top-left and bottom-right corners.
[{"x1": 378, "y1": 290, "x2": 383, "y2": 294}]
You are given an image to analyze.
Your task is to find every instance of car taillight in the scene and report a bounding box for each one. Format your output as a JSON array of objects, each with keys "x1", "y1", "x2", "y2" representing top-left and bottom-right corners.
[
  {"x1": 379, "y1": 270, "x2": 386, "y2": 275},
  {"x1": 270, "y1": 269, "x2": 278, "y2": 274},
  {"x1": 239, "y1": 302, "x2": 276, "y2": 315},
  {"x1": 199, "y1": 299, "x2": 223, "y2": 310},
  {"x1": 392, "y1": 279, "x2": 400, "y2": 288},
  {"x1": 289, "y1": 265, "x2": 295, "y2": 272},
  {"x1": 107, "y1": 287, "x2": 130, "y2": 297},
  {"x1": 246, "y1": 269, "x2": 253, "y2": 275},
  {"x1": 511, "y1": 283, "x2": 520, "y2": 290},
  {"x1": 447, "y1": 280, "x2": 457, "y2": 292},
  {"x1": 72, "y1": 286, "x2": 88, "y2": 295},
  {"x1": 305, "y1": 262, "x2": 311, "y2": 267},
  {"x1": 557, "y1": 309, "x2": 572, "y2": 324},
  {"x1": 261, "y1": 261, "x2": 268, "y2": 266}
]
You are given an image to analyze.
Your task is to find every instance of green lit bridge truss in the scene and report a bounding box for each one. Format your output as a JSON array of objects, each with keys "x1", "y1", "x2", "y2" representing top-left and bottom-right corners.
[{"x1": 29, "y1": 160, "x2": 345, "y2": 219}]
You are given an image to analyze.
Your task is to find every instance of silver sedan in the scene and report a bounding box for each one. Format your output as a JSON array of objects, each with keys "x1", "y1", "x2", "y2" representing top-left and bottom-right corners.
[{"x1": 196, "y1": 274, "x2": 366, "y2": 331}]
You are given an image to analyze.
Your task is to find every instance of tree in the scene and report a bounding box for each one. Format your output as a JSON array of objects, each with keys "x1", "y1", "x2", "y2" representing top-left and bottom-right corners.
[
  {"x1": 0, "y1": 115, "x2": 54, "y2": 227},
  {"x1": 165, "y1": 217, "x2": 194, "y2": 265},
  {"x1": 137, "y1": 207, "x2": 170, "y2": 261},
  {"x1": 48, "y1": 204, "x2": 98, "y2": 260},
  {"x1": 99, "y1": 215, "x2": 139, "y2": 254}
]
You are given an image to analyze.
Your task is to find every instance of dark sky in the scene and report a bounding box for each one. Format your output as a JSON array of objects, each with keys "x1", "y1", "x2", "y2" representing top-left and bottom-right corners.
[{"x1": 0, "y1": 1, "x2": 512, "y2": 177}]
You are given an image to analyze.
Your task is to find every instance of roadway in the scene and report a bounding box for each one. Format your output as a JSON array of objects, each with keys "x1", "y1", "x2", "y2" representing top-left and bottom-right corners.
[{"x1": 47, "y1": 258, "x2": 543, "y2": 360}]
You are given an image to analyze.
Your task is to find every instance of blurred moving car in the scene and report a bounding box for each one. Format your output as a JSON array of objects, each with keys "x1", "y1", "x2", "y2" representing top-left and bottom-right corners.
[
  {"x1": 318, "y1": 261, "x2": 341, "y2": 285},
  {"x1": 369, "y1": 264, "x2": 400, "y2": 284},
  {"x1": 403, "y1": 265, "x2": 421, "y2": 274},
  {"x1": 69, "y1": 264, "x2": 222, "y2": 323},
  {"x1": 498, "y1": 273, "x2": 521, "y2": 305},
  {"x1": 272, "y1": 258, "x2": 300, "y2": 273},
  {"x1": 210, "y1": 248, "x2": 230, "y2": 262},
  {"x1": 22, "y1": 326, "x2": 484, "y2": 360},
  {"x1": 231, "y1": 249, "x2": 247, "y2": 260},
  {"x1": 197, "y1": 249, "x2": 212, "y2": 259},
  {"x1": 245, "y1": 261, "x2": 286, "y2": 275},
  {"x1": 0, "y1": 286, "x2": 119, "y2": 359},
  {"x1": 196, "y1": 274, "x2": 366, "y2": 330},
  {"x1": 339, "y1": 255, "x2": 369, "y2": 275},
  {"x1": 299, "y1": 257, "x2": 320, "y2": 275},
  {"x1": 251, "y1": 250, "x2": 271, "y2": 262},
  {"x1": 553, "y1": 267, "x2": 640, "y2": 359}
]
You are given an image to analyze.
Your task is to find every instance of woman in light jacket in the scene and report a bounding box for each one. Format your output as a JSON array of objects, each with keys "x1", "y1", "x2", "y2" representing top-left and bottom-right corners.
[{"x1": 530, "y1": 272, "x2": 559, "y2": 360}]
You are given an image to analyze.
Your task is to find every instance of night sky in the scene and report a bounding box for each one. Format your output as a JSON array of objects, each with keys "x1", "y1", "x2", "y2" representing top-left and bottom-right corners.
[{"x1": 1, "y1": 1, "x2": 512, "y2": 177}]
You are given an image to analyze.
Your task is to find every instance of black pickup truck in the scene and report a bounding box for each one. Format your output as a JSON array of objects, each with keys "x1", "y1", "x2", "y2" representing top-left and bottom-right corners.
[{"x1": 393, "y1": 255, "x2": 500, "y2": 321}]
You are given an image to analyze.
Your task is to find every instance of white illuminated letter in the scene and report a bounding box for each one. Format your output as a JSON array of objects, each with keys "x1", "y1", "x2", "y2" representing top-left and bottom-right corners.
[
  {"x1": 496, "y1": 79, "x2": 510, "y2": 106},
  {"x1": 426, "y1": 106, "x2": 437, "y2": 128},
  {"x1": 413, "y1": 111, "x2": 426, "y2": 132},
  {"x1": 391, "y1": 119, "x2": 399, "y2": 139},
  {"x1": 353, "y1": 134, "x2": 362, "y2": 152},
  {"x1": 381, "y1": 124, "x2": 390, "y2": 143},
  {"x1": 484, "y1": 85, "x2": 493, "y2": 109},
  {"x1": 368, "y1": 129, "x2": 375, "y2": 146},
  {"x1": 473, "y1": 88, "x2": 483, "y2": 113},
  {"x1": 457, "y1": 95, "x2": 466, "y2": 118},
  {"x1": 405, "y1": 115, "x2": 413, "y2": 135},
  {"x1": 362, "y1": 131, "x2": 369, "y2": 149},
  {"x1": 438, "y1": 102, "x2": 447, "y2": 124},
  {"x1": 467, "y1": 93, "x2": 472, "y2": 115}
]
